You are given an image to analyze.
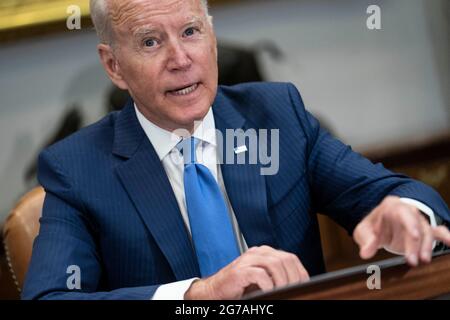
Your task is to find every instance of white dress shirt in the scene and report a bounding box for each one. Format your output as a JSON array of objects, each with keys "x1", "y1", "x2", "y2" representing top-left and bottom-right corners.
[
  {"x1": 135, "y1": 104, "x2": 247, "y2": 300},
  {"x1": 134, "y1": 104, "x2": 437, "y2": 300}
]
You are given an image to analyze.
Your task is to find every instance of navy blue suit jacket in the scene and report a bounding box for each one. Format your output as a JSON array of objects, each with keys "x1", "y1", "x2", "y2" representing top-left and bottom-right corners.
[{"x1": 23, "y1": 82, "x2": 450, "y2": 299}]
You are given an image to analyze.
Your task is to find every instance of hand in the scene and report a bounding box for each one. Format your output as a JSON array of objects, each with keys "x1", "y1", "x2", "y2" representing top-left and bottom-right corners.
[
  {"x1": 184, "y1": 245, "x2": 310, "y2": 300},
  {"x1": 353, "y1": 196, "x2": 450, "y2": 266}
]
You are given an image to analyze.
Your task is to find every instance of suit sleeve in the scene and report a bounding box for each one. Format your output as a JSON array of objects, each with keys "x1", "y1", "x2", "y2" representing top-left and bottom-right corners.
[
  {"x1": 286, "y1": 83, "x2": 450, "y2": 234},
  {"x1": 22, "y1": 149, "x2": 160, "y2": 300}
]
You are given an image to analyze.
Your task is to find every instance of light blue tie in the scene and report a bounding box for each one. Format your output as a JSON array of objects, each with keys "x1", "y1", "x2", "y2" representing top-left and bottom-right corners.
[{"x1": 177, "y1": 137, "x2": 240, "y2": 277}]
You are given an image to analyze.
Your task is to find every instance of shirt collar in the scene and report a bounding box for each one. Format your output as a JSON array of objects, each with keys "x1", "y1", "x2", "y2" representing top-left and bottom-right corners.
[{"x1": 134, "y1": 103, "x2": 217, "y2": 160}]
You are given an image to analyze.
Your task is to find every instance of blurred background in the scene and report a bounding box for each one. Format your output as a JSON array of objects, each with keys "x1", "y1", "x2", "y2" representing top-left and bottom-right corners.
[{"x1": 0, "y1": 0, "x2": 449, "y2": 298}]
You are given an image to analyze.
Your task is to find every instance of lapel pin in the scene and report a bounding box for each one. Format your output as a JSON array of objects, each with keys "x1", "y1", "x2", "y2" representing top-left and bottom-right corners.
[{"x1": 234, "y1": 145, "x2": 248, "y2": 154}]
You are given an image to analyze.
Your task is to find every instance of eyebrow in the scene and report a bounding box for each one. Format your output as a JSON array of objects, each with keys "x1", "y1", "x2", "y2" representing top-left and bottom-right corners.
[
  {"x1": 183, "y1": 16, "x2": 205, "y2": 28},
  {"x1": 133, "y1": 16, "x2": 205, "y2": 38},
  {"x1": 133, "y1": 27, "x2": 160, "y2": 38}
]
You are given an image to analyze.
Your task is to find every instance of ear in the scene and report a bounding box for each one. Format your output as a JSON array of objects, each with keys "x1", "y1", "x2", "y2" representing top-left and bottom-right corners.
[{"x1": 97, "y1": 44, "x2": 129, "y2": 90}]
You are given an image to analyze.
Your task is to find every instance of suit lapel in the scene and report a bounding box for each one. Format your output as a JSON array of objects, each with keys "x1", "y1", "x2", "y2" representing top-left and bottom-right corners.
[
  {"x1": 113, "y1": 101, "x2": 200, "y2": 280},
  {"x1": 111, "y1": 91, "x2": 278, "y2": 279},
  {"x1": 213, "y1": 90, "x2": 278, "y2": 249}
]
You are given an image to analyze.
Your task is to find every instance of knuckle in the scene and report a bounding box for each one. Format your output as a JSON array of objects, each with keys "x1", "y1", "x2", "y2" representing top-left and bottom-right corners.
[
  {"x1": 383, "y1": 196, "x2": 397, "y2": 204},
  {"x1": 410, "y1": 228, "x2": 421, "y2": 241},
  {"x1": 391, "y1": 207, "x2": 405, "y2": 220},
  {"x1": 288, "y1": 252, "x2": 298, "y2": 261},
  {"x1": 267, "y1": 255, "x2": 283, "y2": 268},
  {"x1": 397, "y1": 206, "x2": 412, "y2": 216},
  {"x1": 287, "y1": 253, "x2": 300, "y2": 265},
  {"x1": 382, "y1": 196, "x2": 400, "y2": 209},
  {"x1": 247, "y1": 246, "x2": 258, "y2": 253}
]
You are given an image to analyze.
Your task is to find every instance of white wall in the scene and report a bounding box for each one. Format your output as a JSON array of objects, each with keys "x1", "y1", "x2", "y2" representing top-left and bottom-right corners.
[
  {"x1": 0, "y1": 0, "x2": 448, "y2": 220},
  {"x1": 0, "y1": 30, "x2": 112, "y2": 220},
  {"x1": 212, "y1": 0, "x2": 449, "y2": 148}
]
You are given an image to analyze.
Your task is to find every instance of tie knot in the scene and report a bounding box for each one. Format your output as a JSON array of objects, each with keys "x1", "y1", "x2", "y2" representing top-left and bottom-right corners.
[{"x1": 176, "y1": 137, "x2": 201, "y2": 164}]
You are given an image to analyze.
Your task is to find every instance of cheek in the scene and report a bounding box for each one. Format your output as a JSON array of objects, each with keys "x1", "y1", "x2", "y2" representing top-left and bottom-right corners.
[
  {"x1": 128, "y1": 63, "x2": 161, "y2": 93},
  {"x1": 198, "y1": 47, "x2": 218, "y2": 79}
]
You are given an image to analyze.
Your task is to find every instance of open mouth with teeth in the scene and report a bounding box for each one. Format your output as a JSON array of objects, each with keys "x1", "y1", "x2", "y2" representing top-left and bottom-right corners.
[{"x1": 167, "y1": 83, "x2": 199, "y2": 96}]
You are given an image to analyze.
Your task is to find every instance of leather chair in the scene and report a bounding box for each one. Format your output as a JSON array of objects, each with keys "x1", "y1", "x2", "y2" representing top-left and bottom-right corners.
[{"x1": 0, "y1": 187, "x2": 45, "y2": 299}]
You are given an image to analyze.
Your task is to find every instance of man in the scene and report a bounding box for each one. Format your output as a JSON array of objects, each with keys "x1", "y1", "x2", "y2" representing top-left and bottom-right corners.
[{"x1": 22, "y1": 0, "x2": 450, "y2": 300}]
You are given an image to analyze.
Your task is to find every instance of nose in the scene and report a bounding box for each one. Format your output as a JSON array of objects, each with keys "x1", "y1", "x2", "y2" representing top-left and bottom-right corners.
[{"x1": 167, "y1": 39, "x2": 192, "y2": 71}]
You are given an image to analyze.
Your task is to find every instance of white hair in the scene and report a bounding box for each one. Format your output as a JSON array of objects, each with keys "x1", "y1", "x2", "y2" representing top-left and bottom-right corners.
[{"x1": 90, "y1": 0, "x2": 210, "y2": 44}]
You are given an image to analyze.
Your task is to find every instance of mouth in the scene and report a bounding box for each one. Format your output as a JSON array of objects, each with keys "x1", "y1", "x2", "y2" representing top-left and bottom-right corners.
[{"x1": 167, "y1": 83, "x2": 200, "y2": 96}]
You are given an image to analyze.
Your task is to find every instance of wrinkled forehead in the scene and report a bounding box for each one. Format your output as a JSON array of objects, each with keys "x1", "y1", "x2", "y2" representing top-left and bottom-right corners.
[{"x1": 109, "y1": 0, "x2": 206, "y2": 34}]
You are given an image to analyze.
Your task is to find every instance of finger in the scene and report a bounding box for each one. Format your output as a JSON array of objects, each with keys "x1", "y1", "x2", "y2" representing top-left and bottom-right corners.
[
  {"x1": 244, "y1": 246, "x2": 308, "y2": 286},
  {"x1": 401, "y1": 211, "x2": 423, "y2": 266},
  {"x1": 354, "y1": 220, "x2": 380, "y2": 259},
  {"x1": 259, "y1": 255, "x2": 289, "y2": 288},
  {"x1": 296, "y1": 260, "x2": 310, "y2": 282},
  {"x1": 245, "y1": 267, "x2": 274, "y2": 293},
  {"x1": 361, "y1": 233, "x2": 380, "y2": 260},
  {"x1": 265, "y1": 248, "x2": 310, "y2": 283},
  {"x1": 241, "y1": 248, "x2": 289, "y2": 288},
  {"x1": 278, "y1": 251, "x2": 309, "y2": 284},
  {"x1": 432, "y1": 226, "x2": 450, "y2": 246},
  {"x1": 419, "y1": 219, "x2": 434, "y2": 263}
]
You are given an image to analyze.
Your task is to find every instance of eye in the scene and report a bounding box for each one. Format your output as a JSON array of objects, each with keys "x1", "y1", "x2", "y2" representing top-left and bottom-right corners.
[
  {"x1": 183, "y1": 27, "x2": 197, "y2": 37},
  {"x1": 144, "y1": 39, "x2": 157, "y2": 47}
]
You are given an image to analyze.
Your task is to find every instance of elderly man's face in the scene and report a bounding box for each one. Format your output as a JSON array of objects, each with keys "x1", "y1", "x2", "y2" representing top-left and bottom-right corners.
[{"x1": 100, "y1": 0, "x2": 218, "y2": 132}]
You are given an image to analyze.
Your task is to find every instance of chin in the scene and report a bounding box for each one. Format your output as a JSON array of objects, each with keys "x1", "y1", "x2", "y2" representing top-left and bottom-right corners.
[{"x1": 184, "y1": 103, "x2": 210, "y2": 120}]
